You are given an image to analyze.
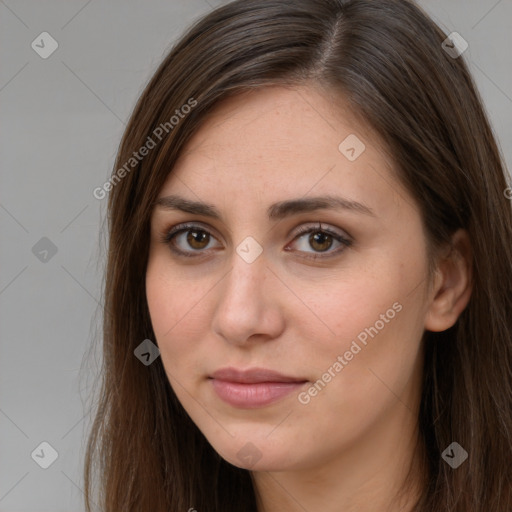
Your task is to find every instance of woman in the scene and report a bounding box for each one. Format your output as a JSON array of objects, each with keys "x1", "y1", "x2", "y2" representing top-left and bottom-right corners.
[{"x1": 84, "y1": 0, "x2": 512, "y2": 510}]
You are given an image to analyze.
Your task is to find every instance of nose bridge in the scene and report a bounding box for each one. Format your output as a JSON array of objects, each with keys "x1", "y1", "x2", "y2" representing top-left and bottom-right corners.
[
  {"x1": 220, "y1": 247, "x2": 267, "y2": 313},
  {"x1": 211, "y1": 243, "x2": 284, "y2": 344},
  {"x1": 222, "y1": 232, "x2": 268, "y2": 298}
]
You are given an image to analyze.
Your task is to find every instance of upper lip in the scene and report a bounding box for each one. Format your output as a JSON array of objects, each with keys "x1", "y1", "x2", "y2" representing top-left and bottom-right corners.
[{"x1": 210, "y1": 367, "x2": 307, "y2": 384}]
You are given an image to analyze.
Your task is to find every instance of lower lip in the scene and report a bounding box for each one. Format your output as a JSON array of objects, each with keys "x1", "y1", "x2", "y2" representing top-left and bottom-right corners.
[{"x1": 210, "y1": 379, "x2": 307, "y2": 408}]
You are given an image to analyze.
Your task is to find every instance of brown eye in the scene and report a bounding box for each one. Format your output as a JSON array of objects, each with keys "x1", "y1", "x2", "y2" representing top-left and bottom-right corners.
[
  {"x1": 308, "y1": 231, "x2": 333, "y2": 252},
  {"x1": 287, "y1": 224, "x2": 352, "y2": 260},
  {"x1": 161, "y1": 223, "x2": 221, "y2": 257},
  {"x1": 161, "y1": 222, "x2": 351, "y2": 261},
  {"x1": 186, "y1": 229, "x2": 210, "y2": 250}
]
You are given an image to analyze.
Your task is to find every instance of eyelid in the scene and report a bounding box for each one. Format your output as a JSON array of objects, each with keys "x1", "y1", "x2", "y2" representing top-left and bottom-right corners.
[
  {"x1": 159, "y1": 221, "x2": 352, "y2": 259},
  {"x1": 285, "y1": 222, "x2": 352, "y2": 258},
  {"x1": 159, "y1": 222, "x2": 223, "y2": 258},
  {"x1": 289, "y1": 222, "x2": 351, "y2": 243}
]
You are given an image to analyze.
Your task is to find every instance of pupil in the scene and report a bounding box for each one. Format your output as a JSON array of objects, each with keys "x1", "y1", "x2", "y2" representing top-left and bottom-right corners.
[
  {"x1": 310, "y1": 232, "x2": 332, "y2": 252},
  {"x1": 187, "y1": 230, "x2": 208, "y2": 249}
]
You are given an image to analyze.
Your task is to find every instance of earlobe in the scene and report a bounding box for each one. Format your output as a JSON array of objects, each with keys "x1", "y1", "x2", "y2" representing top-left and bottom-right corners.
[{"x1": 424, "y1": 229, "x2": 473, "y2": 333}]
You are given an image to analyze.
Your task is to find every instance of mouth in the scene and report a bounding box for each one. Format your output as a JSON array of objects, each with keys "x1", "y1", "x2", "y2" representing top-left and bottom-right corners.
[{"x1": 208, "y1": 367, "x2": 309, "y2": 408}]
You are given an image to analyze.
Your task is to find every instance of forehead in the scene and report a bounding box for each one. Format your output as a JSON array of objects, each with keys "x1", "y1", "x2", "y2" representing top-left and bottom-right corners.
[
  {"x1": 157, "y1": 85, "x2": 408, "y2": 221},
  {"x1": 177, "y1": 85, "x2": 381, "y2": 165}
]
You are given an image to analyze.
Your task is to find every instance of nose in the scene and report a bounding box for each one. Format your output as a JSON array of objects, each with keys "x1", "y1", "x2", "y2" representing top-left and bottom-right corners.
[{"x1": 211, "y1": 249, "x2": 285, "y2": 347}]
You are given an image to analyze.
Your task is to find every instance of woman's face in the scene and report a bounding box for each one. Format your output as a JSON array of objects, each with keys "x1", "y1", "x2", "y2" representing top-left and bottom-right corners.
[{"x1": 146, "y1": 85, "x2": 434, "y2": 472}]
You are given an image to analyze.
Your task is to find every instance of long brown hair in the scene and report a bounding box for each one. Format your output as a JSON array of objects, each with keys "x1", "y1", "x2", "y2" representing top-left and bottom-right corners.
[{"x1": 83, "y1": 0, "x2": 512, "y2": 510}]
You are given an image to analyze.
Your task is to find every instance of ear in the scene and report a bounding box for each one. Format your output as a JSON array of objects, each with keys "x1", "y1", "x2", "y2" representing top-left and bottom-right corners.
[{"x1": 424, "y1": 229, "x2": 473, "y2": 332}]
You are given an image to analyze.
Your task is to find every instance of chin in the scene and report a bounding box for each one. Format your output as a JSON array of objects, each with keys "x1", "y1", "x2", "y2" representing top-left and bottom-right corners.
[{"x1": 207, "y1": 435, "x2": 303, "y2": 472}]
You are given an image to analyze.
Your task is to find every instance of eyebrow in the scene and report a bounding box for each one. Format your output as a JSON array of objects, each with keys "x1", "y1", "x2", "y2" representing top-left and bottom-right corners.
[{"x1": 154, "y1": 194, "x2": 375, "y2": 220}]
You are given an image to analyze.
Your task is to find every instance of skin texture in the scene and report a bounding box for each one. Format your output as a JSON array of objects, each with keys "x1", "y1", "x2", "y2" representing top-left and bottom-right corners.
[{"x1": 146, "y1": 85, "x2": 472, "y2": 511}]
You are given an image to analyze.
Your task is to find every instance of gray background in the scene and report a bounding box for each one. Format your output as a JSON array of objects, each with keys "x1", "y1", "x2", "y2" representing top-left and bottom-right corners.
[{"x1": 1, "y1": 1, "x2": 511, "y2": 511}]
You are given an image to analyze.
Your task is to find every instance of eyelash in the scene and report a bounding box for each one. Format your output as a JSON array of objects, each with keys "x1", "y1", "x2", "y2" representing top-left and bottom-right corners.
[{"x1": 159, "y1": 222, "x2": 352, "y2": 261}]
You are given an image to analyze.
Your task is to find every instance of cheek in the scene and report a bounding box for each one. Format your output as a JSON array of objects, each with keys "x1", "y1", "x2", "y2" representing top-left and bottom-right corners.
[
  {"x1": 146, "y1": 269, "x2": 212, "y2": 408},
  {"x1": 295, "y1": 265, "x2": 402, "y2": 350},
  {"x1": 294, "y1": 289, "x2": 423, "y2": 451},
  {"x1": 145, "y1": 257, "x2": 211, "y2": 356},
  {"x1": 298, "y1": 253, "x2": 425, "y2": 393}
]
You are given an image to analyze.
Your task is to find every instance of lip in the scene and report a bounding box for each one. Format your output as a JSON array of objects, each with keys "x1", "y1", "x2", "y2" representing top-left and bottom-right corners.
[
  {"x1": 211, "y1": 367, "x2": 307, "y2": 384},
  {"x1": 209, "y1": 367, "x2": 308, "y2": 408}
]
